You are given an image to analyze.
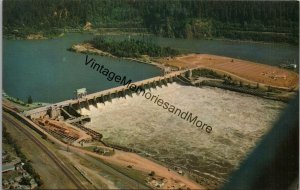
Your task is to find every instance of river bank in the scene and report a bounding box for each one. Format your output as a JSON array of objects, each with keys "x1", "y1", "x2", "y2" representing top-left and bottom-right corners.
[
  {"x1": 4, "y1": 30, "x2": 65, "y2": 40},
  {"x1": 2, "y1": 93, "x2": 49, "y2": 112},
  {"x1": 3, "y1": 27, "x2": 149, "y2": 41},
  {"x1": 68, "y1": 43, "x2": 166, "y2": 70},
  {"x1": 68, "y1": 41, "x2": 299, "y2": 94},
  {"x1": 4, "y1": 26, "x2": 298, "y2": 46},
  {"x1": 4, "y1": 32, "x2": 298, "y2": 103}
]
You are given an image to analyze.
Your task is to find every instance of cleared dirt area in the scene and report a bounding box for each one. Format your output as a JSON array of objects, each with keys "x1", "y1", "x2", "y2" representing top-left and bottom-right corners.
[
  {"x1": 99, "y1": 151, "x2": 203, "y2": 190},
  {"x1": 158, "y1": 54, "x2": 298, "y2": 89}
]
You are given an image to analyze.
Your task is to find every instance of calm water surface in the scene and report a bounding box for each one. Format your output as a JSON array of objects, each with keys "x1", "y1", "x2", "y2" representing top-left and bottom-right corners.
[
  {"x1": 3, "y1": 34, "x2": 161, "y2": 103},
  {"x1": 3, "y1": 33, "x2": 298, "y2": 103}
]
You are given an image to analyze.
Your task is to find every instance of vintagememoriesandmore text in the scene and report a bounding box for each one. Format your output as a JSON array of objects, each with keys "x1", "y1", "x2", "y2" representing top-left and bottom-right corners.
[{"x1": 84, "y1": 55, "x2": 213, "y2": 133}]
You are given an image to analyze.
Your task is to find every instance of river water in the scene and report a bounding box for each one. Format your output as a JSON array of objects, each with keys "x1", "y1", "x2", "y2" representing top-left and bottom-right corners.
[
  {"x1": 83, "y1": 83, "x2": 285, "y2": 187},
  {"x1": 3, "y1": 33, "x2": 297, "y2": 188},
  {"x1": 3, "y1": 34, "x2": 161, "y2": 103},
  {"x1": 3, "y1": 33, "x2": 298, "y2": 103}
]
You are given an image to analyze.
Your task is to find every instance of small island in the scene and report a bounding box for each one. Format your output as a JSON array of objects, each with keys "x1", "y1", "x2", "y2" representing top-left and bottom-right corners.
[
  {"x1": 68, "y1": 36, "x2": 181, "y2": 63},
  {"x1": 68, "y1": 36, "x2": 183, "y2": 69}
]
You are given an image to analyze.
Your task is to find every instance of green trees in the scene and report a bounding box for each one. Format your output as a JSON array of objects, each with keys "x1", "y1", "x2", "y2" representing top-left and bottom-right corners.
[
  {"x1": 3, "y1": 0, "x2": 299, "y2": 44},
  {"x1": 27, "y1": 96, "x2": 33, "y2": 104},
  {"x1": 142, "y1": 1, "x2": 298, "y2": 44},
  {"x1": 89, "y1": 37, "x2": 180, "y2": 58},
  {"x1": 20, "y1": 177, "x2": 31, "y2": 186}
]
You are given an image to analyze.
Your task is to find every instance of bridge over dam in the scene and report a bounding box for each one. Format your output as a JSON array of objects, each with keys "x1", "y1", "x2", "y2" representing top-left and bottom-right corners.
[
  {"x1": 23, "y1": 62, "x2": 289, "y2": 122},
  {"x1": 21, "y1": 65, "x2": 288, "y2": 145},
  {"x1": 24, "y1": 69, "x2": 193, "y2": 121}
]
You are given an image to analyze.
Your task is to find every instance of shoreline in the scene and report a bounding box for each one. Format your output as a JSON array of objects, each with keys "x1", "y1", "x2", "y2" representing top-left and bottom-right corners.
[
  {"x1": 3, "y1": 29, "x2": 298, "y2": 46},
  {"x1": 123, "y1": 57, "x2": 165, "y2": 70},
  {"x1": 68, "y1": 42, "x2": 167, "y2": 71},
  {"x1": 52, "y1": 41, "x2": 300, "y2": 103},
  {"x1": 4, "y1": 32, "x2": 65, "y2": 41},
  {"x1": 211, "y1": 36, "x2": 298, "y2": 47}
]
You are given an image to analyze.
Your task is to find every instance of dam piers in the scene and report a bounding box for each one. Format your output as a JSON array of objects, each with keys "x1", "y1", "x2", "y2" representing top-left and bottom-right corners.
[
  {"x1": 24, "y1": 69, "x2": 194, "y2": 120},
  {"x1": 24, "y1": 63, "x2": 297, "y2": 124}
]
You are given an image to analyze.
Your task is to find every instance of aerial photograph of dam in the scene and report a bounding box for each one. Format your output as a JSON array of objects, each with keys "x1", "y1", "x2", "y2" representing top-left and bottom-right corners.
[{"x1": 2, "y1": 1, "x2": 299, "y2": 190}]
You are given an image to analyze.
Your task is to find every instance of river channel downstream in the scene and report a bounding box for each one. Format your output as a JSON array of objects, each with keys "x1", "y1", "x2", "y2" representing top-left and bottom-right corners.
[
  {"x1": 3, "y1": 33, "x2": 298, "y2": 188},
  {"x1": 82, "y1": 83, "x2": 286, "y2": 187}
]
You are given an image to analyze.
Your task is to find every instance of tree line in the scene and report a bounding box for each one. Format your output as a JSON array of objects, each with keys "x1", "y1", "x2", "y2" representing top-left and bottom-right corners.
[
  {"x1": 3, "y1": 0, "x2": 299, "y2": 44},
  {"x1": 88, "y1": 36, "x2": 180, "y2": 57}
]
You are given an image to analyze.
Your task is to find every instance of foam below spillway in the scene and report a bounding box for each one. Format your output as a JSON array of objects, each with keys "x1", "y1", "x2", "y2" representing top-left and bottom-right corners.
[{"x1": 82, "y1": 82, "x2": 285, "y2": 185}]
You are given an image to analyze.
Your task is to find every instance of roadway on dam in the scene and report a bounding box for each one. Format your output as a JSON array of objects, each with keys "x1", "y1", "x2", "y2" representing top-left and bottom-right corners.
[{"x1": 24, "y1": 69, "x2": 189, "y2": 117}]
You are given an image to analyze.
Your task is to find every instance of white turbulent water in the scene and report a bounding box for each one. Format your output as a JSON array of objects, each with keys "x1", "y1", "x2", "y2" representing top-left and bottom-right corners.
[{"x1": 83, "y1": 82, "x2": 285, "y2": 185}]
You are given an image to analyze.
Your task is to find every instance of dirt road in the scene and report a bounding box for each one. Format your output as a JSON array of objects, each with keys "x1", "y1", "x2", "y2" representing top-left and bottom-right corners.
[
  {"x1": 102, "y1": 151, "x2": 205, "y2": 189},
  {"x1": 3, "y1": 104, "x2": 205, "y2": 189}
]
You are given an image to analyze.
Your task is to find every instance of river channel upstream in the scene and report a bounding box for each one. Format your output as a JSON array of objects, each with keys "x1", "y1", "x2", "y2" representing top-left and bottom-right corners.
[
  {"x1": 3, "y1": 33, "x2": 298, "y2": 188},
  {"x1": 3, "y1": 33, "x2": 298, "y2": 102}
]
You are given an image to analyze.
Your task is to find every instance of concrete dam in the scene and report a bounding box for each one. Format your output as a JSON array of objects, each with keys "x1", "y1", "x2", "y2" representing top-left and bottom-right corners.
[
  {"x1": 24, "y1": 70, "x2": 191, "y2": 124},
  {"x1": 23, "y1": 66, "x2": 272, "y2": 126},
  {"x1": 21, "y1": 67, "x2": 286, "y2": 188}
]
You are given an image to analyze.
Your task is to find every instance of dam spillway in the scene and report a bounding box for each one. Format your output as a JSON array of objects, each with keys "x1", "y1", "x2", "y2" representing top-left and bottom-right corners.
[
  {"x1": 24, "y1": 70, "x2": 187, "y2": 120},
  {"x1": 82, "y1": 83, "x2": 285, "y2": 187},
  {"x1": 22, "y1": 68, "x2": 287, "y2": 188}
]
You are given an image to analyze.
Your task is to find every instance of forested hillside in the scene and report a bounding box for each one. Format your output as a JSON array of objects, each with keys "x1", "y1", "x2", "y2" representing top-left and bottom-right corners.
[{"x1": 3, "y1": 0, "x2": 299, "y2": 44}]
